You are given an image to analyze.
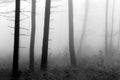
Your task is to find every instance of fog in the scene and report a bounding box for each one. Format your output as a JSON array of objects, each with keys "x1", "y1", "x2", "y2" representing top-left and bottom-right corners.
[{"x1": 0, "y1": 0, "x2": 120, "y2": 69}]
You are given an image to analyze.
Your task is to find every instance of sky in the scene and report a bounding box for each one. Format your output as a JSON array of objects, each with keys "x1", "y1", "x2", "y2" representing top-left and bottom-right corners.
[{"x1": 0, "y1": 0, "x2": 120, "y2": 68}]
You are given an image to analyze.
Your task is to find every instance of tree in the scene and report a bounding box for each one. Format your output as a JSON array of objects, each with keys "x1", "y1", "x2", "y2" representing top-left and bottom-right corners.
[
  {"x1": 29, "y1": 0, "x2": 36, "y2": 72},
  {"x1": 68, "y1": 0, "x2": 76, "y2": 66},
  {"x1": 40, "y1": 0, "x2": 51, "y2": 71},
  {"x1": 77, "y1": 0, "x2": 89, "y2": 57},
  {"x1": 105, "y1": 0, "x2": 109, "y2": 56},
  {"x1": 110, "y1": 0, "x2": 115, "y2": 54},
  {"x1": 12, "y1": 0, "x2": 21, "y2": 79},
  {"x1": 118, "y1": 16, "x2": 120, "y2": 49}
]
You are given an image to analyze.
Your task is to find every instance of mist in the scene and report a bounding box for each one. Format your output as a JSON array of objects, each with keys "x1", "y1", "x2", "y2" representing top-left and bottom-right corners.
[{"x1": 0, "y1": 0, "x2": 120, "y2": 80}]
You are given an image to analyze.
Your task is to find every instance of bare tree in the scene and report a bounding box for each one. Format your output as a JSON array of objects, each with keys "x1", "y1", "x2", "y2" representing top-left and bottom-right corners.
[
  {"x1": 68, "y1": 0, "x2": 76, "y2": 66},
  {"x1": 40, "y1": 0, "x2": 51, "y2": 71},
  {"x1": 77, "y1": 0, "x2": 89, "y2": 57},
  {"x1": 118, "y1": 16, "x2": 120, "y2": 49},
  {"x1": 105, "y1": 0, "x2": 109, "y2": 56},
  {"x1": 29, "y1": 0, "x2": 36, "y2": 72},
  {"x1": 110, "y1": 0, "x2": 115, "y2": 54},
  {"x1": 12, "y1": 0, "x2": 21, "y2": 79}
]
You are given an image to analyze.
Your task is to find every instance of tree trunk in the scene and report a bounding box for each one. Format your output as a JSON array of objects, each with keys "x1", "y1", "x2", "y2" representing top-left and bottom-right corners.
[
  {"x1": 12, "y1": 0, "x2": 20, "y2": 79},
  {"x1": 29, "y1": 0, "x2": 36, "y2": 72},
  {"x1": 68, "y1": 0, "x2": 76, "y2": 66},
  {"x1": 77, "y1": 0, "x2": 88, "y2": 56},
  {"x1": 118, "y1": 16, "x2": 120, "y2": 49},
  {"x1": 110, "y1": 0, "x2": 115, "y2": 56},
  {"x1": 105, "y1": 0, "x2": 109, "y2": 56},
  {"x1": 40, "y1": 0, "x2": 51, "y2": 71}
]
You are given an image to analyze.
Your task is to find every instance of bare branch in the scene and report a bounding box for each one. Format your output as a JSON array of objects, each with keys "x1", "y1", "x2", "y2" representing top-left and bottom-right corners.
[
  {"x1": 20, "y1": 34, "x2": 30, "y2": 36},
  {"x1": 51, "y1": 5, "x2": 62, "y2": 8},
  {"x1": 11, "y1": 33, "x2": 30, "y2": 36},
  {"x1": 8, "y1": 26, "x2": 30, "y2": 31},
  {"x1": 6, "y1": 19, "x2": 15, "y2": 21},
  {"x1": 0, "y1": 14, "x2": 14, "y2": 18},
  {"x1": 0, "y1": 10, "x2": 15, "y2": 14}
]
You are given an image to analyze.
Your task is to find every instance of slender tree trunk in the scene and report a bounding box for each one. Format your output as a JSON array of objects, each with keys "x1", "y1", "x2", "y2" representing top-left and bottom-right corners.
[
  {"x1": 40, "y1": 0, "x2": 51, "y2": 71},
  {"x1": 12, "y1": 0, "x2": 20, "y2": 79},
  {"x1": 29, "y1": 0, "x2": 36, "y2": 72},
  {"x1": 77, "y1": 0, "x2": 88, "y2": 56},
  {"x1": 105, "y1": 0, "x2": 109, "y2": 56},
  {"x1": 118, "y1": 16, "x2": 120, "y2": 49},
  {"x1": 68, "y1": 0, "x2": 76, "y2": 66},
  {"x1": 110, "y1": 0, "x2": 115, "y2": 53}
]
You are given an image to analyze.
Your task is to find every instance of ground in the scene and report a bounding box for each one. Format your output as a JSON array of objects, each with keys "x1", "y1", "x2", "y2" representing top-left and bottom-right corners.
[{"x1": 1, "y1": 54, "x2": 120, "y2": 80}]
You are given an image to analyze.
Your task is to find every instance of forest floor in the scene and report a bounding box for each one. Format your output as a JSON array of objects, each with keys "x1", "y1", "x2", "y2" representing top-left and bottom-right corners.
[{"x1": 1, "y1": 54, "x2": 120, "y2": 80}]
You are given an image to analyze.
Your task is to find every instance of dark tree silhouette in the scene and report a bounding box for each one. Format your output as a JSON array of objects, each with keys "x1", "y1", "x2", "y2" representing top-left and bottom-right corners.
[
  {"x1": 12, "y1": 0, "x2": 21, "y2": 79},
  {"x1": 40, "y1": 0, "x2": 51, "y2": 71},
  {"x1": 68, "y1": 0, "x2": 76, "y2": 66},
  {"x1": 29, "y1": 0, "x2": 36, "y2": 72}
]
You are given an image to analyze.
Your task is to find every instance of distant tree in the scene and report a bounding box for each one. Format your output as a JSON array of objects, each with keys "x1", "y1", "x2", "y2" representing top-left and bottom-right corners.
[
  {"x1": 110, "y1": 0, "x2": 115, "y2": 53},
  {"x1": 105, "y1": 0, "x2": 109, "y2": 56},
  {"x1": 118, "y1": 17, "x2": 120, "y2": 49},
  {"x1": 77, "y1": 0, "x2": 89, "y2": 57},
  {"x1": 12, "y1": 0, "x2": 21, "y2": 79},
  {"x1": 68, "y1": 0, "x2": 76, "y2": 66},
  {"x1": 40, "y1": 0, "x2": 51, "y2": 71},
  {"x1": 29, "y1": 0, "x2": 36, "y2": 72}
]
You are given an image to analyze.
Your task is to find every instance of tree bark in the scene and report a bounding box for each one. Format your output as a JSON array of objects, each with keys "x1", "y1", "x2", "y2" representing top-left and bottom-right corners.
[
  {"x1": 29, "y1": 0, "x2": 36, "y2": 72},
  {"x1": 12, "y1": 0, "x2": 21, "y2": 79},
  {"x1": 40, "y1": 0, "x2": 51, "y2": 71},
  {"x1": 68, "y1": 0, "x2": 76, "y2": 66}
]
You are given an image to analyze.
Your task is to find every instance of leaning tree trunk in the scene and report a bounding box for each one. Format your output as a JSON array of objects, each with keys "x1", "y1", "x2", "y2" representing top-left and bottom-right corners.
[
  {"x1": 68, "y1": 0, "x2": 76, "y2": 66},
  {"x1": 12, "y1": 0, "x2": 21, "y2": 79},
  {"x1": 105, "y1": 0, "x2": 109, "y2": 56},
  {"x1": 40, "y1": 0, "x2": 51, "y2": 71},
  {"x1": 77, "y1": 0, "x2": 88, "y2": 56},
  {"x1": 29, "y1": 0, "x2": 36, "y2": 72}
]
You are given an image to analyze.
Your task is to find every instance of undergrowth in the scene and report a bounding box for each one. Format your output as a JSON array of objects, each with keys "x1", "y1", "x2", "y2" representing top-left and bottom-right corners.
[{"x1": 1, "y1": 54, "x2": 120, "y2": 80}]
